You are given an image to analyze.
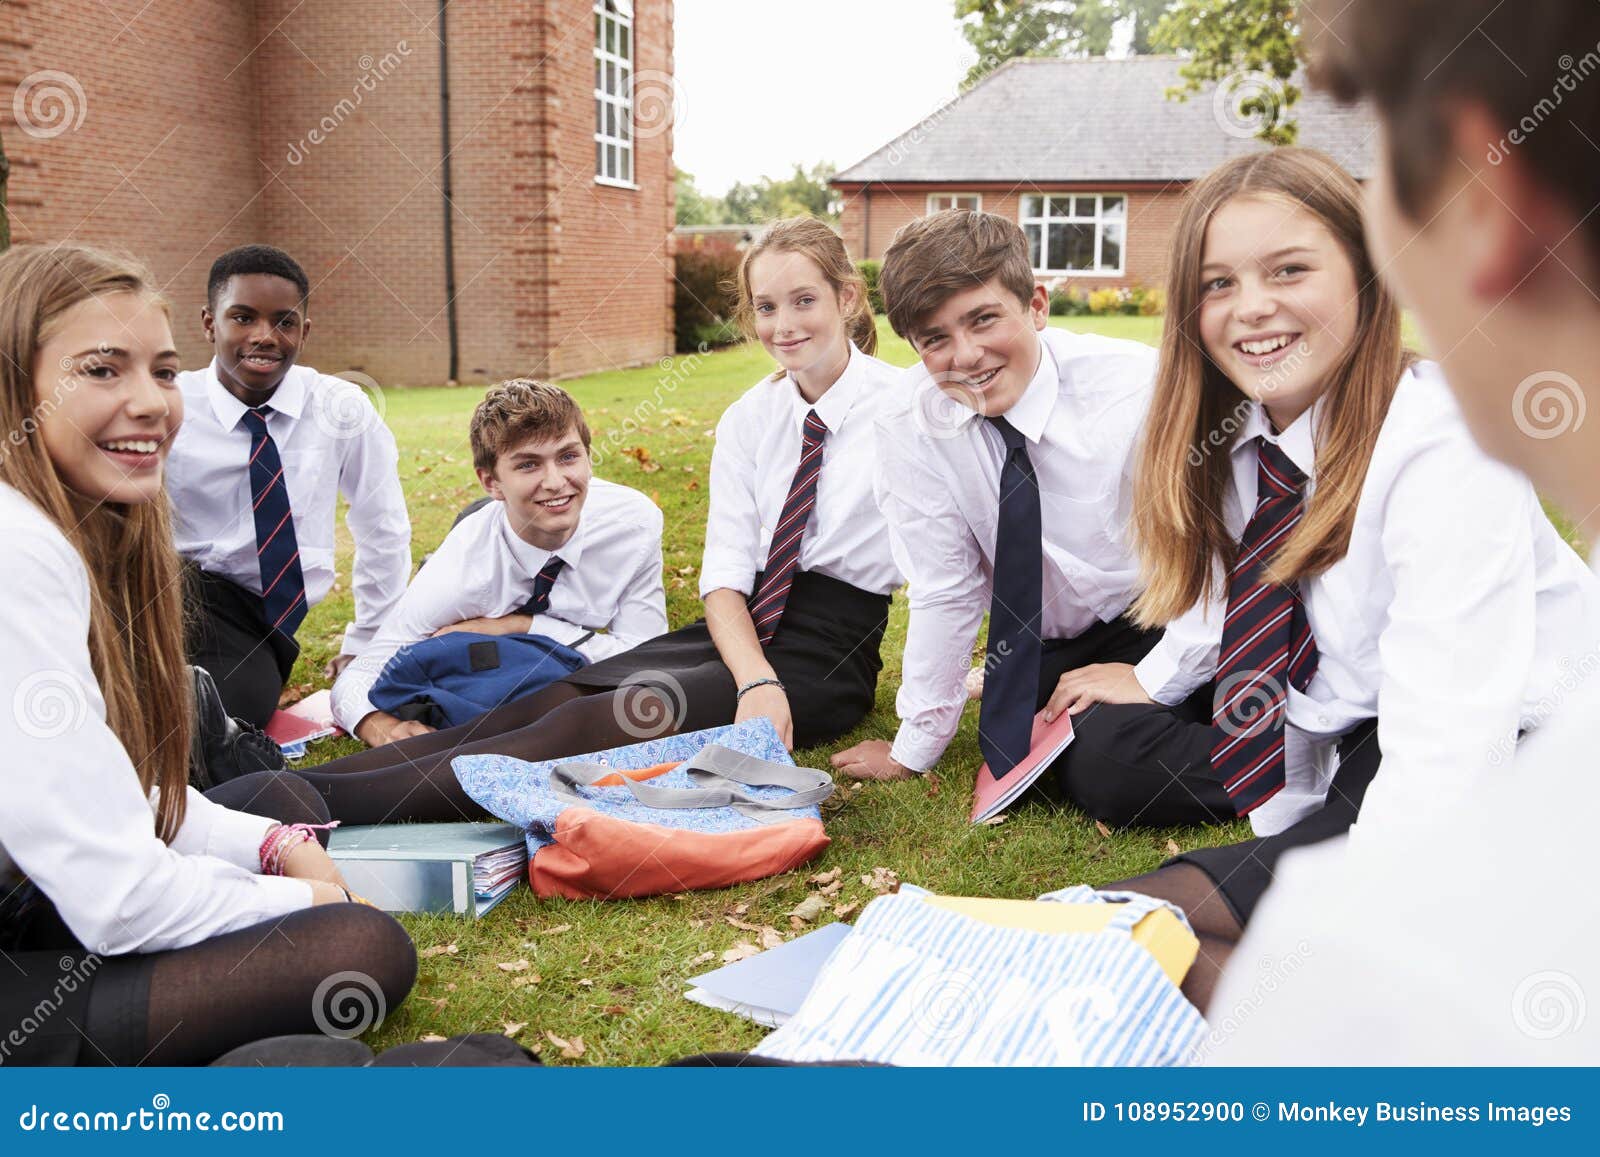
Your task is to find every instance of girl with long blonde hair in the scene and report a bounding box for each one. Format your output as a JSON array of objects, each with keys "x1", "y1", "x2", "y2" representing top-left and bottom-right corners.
[
  {"x1": 0, "y1": 243, "x2": 414, "y2": 1065},
  {"x1": 1044, "y1": 149, "x2": 1600, "y2": 1008}
]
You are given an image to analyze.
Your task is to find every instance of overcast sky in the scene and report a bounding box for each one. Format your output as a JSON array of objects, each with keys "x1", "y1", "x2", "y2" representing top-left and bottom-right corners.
[{"x1": 671, "y1": 0, "x2": 976, "y2": 194}]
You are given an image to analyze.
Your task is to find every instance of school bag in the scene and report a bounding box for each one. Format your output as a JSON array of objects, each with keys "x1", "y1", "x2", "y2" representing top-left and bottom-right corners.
[
  {"x1": 752, "y1": 885, "x2": 1209, "y2": 1066},
  {"x1": 450, "y1": 718, "x2": 831, "y2": 899},
  {"x1": 368, "y1": 631, "x2": 590, "y2": 729}
]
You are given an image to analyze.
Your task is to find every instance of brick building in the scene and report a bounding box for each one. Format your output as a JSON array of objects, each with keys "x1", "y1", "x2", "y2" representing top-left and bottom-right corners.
[
  {"x1": 0, "y1": 0, "x2": 674, "y2": 385},
  {"x1": 833, "y1": 57, "x2": 1377, "y2": 296}
]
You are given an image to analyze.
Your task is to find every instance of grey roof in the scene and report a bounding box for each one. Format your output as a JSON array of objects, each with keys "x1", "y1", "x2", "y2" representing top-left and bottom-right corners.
[{"x1": 833, "y1": 56, "x2": 1377, "y2": 185}]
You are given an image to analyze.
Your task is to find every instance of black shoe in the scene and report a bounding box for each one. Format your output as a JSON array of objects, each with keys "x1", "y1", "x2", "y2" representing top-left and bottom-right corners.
[{"x1": 189, "y1": 666, "x2": 287, "y2": 790}]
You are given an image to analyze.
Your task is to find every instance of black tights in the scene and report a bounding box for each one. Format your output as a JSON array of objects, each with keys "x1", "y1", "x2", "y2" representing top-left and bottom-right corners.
[
  {"x1": 294, "y1": 681, "x2": 678, "y2": 824},
  {"x1": 48, "y1": 771, "x2": 417, "y2": 1066}
]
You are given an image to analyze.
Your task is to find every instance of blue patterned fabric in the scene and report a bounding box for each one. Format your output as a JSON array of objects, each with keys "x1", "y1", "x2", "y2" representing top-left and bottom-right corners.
[
  {"x1": 451, "y1": 718, "x2": 813, "y2": 855},
  {"x1": 753, "y1": 886, "x2": 1207, "y2": 1067}
]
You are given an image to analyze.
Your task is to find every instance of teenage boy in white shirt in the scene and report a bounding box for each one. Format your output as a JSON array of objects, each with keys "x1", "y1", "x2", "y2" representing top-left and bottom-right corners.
[
  {"x1": 168, "y1": 245, "x2": 411, "y2": 728},
  {"x1": 832, "y1": 209, "x2": 1159, "y2": 784},
  {"x1": 1206, "y1": 0, "x2": 1600, "y2": 1063},
  {"x1": 331, "y1": 379, "x2": 667, "y2": 745}
]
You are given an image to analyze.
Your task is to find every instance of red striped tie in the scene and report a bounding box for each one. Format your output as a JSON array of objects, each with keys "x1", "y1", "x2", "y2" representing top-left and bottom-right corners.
[
  {"x1": 748, "y1": 409, "x2": 828, "y2": 646},
  {"x1": 1210, "y1": 437, "x2": 1319, "y2": 815}
]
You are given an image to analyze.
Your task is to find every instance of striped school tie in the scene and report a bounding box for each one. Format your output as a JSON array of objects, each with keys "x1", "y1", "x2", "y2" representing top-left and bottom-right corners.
[
  {"x1": 242, "y1": 406, "x2": 307, "y2": 639},
  {"x1": 519, "y1": 556, "x2": 566, "y2": 615},
  {"x1": 977, "y1": 415, "x2": 1043, "y2": 777},
  {"x1": 748, "y1": 408, "x2": 828, "y2": 646},
  {"x1": 1210, "y1": 437, "x2": 1319, "y2": 815}
]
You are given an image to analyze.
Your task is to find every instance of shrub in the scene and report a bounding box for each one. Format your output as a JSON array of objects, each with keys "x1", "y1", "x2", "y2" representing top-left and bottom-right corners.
[
  {"x1": 1137, "y1": 286, "x2": 1166, "y2": 316},
  {"x1": 674, "y1": 238, "x2": 743, "y2": 352},
  {"x1": 856, "y1": 259, "x2": 884, "y2": 315},
  {"x1": 1087, "y1": 287, "x2": 1125, "y2": 315},
  {"x1": 1048, "y1": 285, "x2": 1091, "y2": 316}
]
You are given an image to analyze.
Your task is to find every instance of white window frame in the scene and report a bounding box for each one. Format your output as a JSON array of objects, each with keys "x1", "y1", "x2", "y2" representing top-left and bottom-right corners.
[
  {"x1": 1019, "y1": 193, "x2": 1127, "y2": 277},
  {"x1": 926, "y1": 192, "x2": 982, "y2": 213},
  {"x1": 593, "y1": 0, "x2": 636, "y2": 189}
]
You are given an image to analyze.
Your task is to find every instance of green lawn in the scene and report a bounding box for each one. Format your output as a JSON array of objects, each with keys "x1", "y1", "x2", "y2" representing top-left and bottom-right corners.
[{"x1": 288, "y1": 312, "x2": 1541, "y2": 1064}]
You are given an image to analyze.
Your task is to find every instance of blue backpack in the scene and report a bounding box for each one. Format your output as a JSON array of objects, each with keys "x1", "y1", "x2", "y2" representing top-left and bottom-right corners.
[{"x1": 369, "y1": 630, "x2": 591, "y2": 729}]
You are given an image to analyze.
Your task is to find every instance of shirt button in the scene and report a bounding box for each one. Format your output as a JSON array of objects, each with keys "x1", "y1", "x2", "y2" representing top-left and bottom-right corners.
[{"x1": 1318, "y1": 714, "x2": 1331, "y2": 726}]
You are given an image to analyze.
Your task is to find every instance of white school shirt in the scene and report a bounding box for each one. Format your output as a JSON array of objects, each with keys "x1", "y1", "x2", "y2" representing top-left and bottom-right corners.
[
  {"x1": 875, "y1": 325, "x2": 1158, "y2": 772},
  {"x1": 331, "y1": 480, "x2": 668, "y2": 732},
  {"x1": 1205, "y1": 557, "x2": 1600, "y2": 1065},
  {"x1": 0, "y1": 483, "x2": 312, "y2": 956},
  {"x1": 168, "y1": 360, "x2": 412, "y2": 656},
  {"x1": 1134, "y1": 362, "x2": 1600, "y2": 837},
  {"x1": 699, "y1": 342, "x2": 904, "y2": 599}
]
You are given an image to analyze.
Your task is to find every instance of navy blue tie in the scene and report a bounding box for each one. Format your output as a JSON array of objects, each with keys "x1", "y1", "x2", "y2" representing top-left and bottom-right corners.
[
  {"x1": 518, "y1": 556, "x2": 566, "y2": 616},
  {"x1": 978, "y1": 415, "x2": 1043, "y2": 777},
  {"x1": 242, "y1": 406, "x2": 306, "y2": 639}
]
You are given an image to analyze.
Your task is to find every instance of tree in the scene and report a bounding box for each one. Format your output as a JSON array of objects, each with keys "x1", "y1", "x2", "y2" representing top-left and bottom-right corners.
[
  {"x1": 956, "y1": 0, "x2": 1170, "y2": 88},
  {"x1": 1152, "y1": 0, "x2": 1300, "y2": 144},
  {"x1": 674, "y1": 167, "x2": 722, "y2": 227},
  {"x1": 954, "y1": 0, "x2": 1303, "y2": 141},
  {"x1": 723, "y1": 162, "x2": 839, "y2": 225}
]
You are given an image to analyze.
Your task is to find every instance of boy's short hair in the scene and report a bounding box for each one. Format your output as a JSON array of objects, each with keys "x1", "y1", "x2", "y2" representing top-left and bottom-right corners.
[
  {"x1": 880, "y1": 210, "x2": 1037, "y2": 340},
  {"x1": 206, "y1": 245, "x2": 310, "y2": 308},
  {"x1": 470, "y1": 379, "x2": 591, "y2": 472},
  {"x1": 1305, "y1": 0, "x2": 1600, "y2": 258}
]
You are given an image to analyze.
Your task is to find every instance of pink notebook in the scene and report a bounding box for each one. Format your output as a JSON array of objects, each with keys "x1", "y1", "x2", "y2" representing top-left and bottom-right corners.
[
  {"x1": 969, "y1": 709, "x2": 1075, "y2": 824},
  {"x1": 266, "y1": 689, "x2": 341, "y2": 747}
]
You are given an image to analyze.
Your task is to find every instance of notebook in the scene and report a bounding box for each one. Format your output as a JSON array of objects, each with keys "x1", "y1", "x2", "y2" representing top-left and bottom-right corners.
[
  {"x1": 969, "y1": 709, "x2": 1074, "y2": 824},
  {"x1": 328, "y1": 822, "x2": 527, "y2": 919},
  {"x1": 267, "y1": 690, "x2": 341, "y2": 760},
  {"x1": 684, "y1": 922, "x2": 853, "y2": 1028}
]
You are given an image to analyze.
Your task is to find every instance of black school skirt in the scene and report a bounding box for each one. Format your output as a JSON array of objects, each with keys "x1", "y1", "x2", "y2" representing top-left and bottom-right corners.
[{"x1": 563, "y1": 570, "x2": 892, "y2": 750}]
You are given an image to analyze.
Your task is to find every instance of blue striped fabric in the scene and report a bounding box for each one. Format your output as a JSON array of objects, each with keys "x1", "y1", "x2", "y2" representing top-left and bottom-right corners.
[{"x1": 753, "y1": 886, "x2": 1206, "y2": 1066}]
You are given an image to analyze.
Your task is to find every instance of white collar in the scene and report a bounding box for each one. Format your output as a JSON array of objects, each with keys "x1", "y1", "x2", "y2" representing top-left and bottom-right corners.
[
  {"x1": 782, "y1": 341, "x2": 868, "y2": 434},
  {"x1": 1232, "y1": 393, "x2": 1322, "y2": 480},
  {"x1": 205, "y1": 357, "x2": 309, "y2": 429},
  {"x1": 499, "y1": 496, "x2": 588, "y2": 575}
]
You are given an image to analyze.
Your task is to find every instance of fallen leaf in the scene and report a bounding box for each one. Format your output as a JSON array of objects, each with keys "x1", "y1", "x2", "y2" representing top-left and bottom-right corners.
[
  {"x1": 980, "y1": 813, "x2": 1007, "y2": 826},
  {"x1": 833, "y1": 902, "x2": 860, "y2": 920},
  {"x1": 545, "y1": 1032, "x2": 586, "y2": 1060},
  {"x1": 543, "y1": 924, "x2": 573, "y2": 935},
  {"x1": 722, "y1": 941, "x2": 761, "y2": 963},
  {"x1": 924, "y1": 773, "x2": 942, "y2": 799},
  {"x1": 758, "y1": 926, "x2": 785, "y2": 950},
  {"x1": 503, "y1": 1021, "x2": 528, "y2": 1037},
  {"x1": 497, "y1": 959, "x2": 531, "y2": 972},
  {"x1": 725, "y1": 916, "x2": 765, "y2": 932},
  {"x1": 788, "y1": 894, "x2": 830, "y2": 923},
  {"x1": 419, "y1": 1033, "x2": 447, "y2": 1043},
  {"x1": 732, "y1": 902, "x2": 750, "y2": 916},
  {"x1": 431, "y1": 997, "x2": 449, "y2": 1012},
  {"x1": 512, "y1": 974, "x2": 543, "y2": 987},
  {"x1": 808, "y1": 868, "x2": 842, "y2": 887},
  {"x1": 817, "y1": 879, "x2": 843, "y2": 897},
  {"x1": 445, "y1": 983, "x2": 458, "y2": 992},
  {"x1": 789, "y1": 916, "x2": 805, "y2": 931},
  {"x1": 689, "y1": 950, "x2": 716, "y2": 966},
  {"x1": 1095, "y1": 820, "x2": 1113, "y2": 838},
  {"x1": 860, "y1": 867, "x2": 900, "y2": 894},
  {"x1": 578, "y1": 978, "x2": 594, "y2": 987},
  {"x1": 603, "y1": 1004, "x2": 628, "y2": 1016},
  {"x1": 421, "y1": 943, "x2": 459, "y2": 958},
  {"x1": 848, "y1": 782, "x2": 864, "y2": 792},
  {"x1": 1165, "y1": 838, "x2": 1181, "y2": 856}
]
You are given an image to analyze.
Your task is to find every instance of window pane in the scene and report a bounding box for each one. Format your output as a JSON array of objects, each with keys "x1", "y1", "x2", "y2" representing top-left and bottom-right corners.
[
  {"x1": 1047, "y1": 223, "x2": 1067, "y2": 270},
  {"x1": 1101, "y1": 195, "x2": 1125, "y2": 218},
  {"x1": 1021, "y1": 195, "x2": 1043, "y2": 218},
  {"x1": 1073, "y1": 196, "x2": 1095, "y2": 217},
  {"x1": 595, "y1": 12, "x2": 602, "y2": 45},
  {"x1": 1048, "y1": 196, "x2": 1073, "y2": 218},
  {"x1": 595, "y1": 100, "x2": 603, "y2": 135},
  {"x1": 957, "y1": 195, "x2": 979, "y2": 211},
  {"x1": 595, "y1": 57, "x2": 603, "y2": 92},
  {"x1": 596, "y1": 138, "x2": 604, "y2": 175},
  {"x1": 620, "y1": 24, "x2": 630, "y2": 60},
  {"x1": 1101, "y1": 222, "x2": 1124, "y2": 271},
  {"x1": 606, "y1": 143, "x2": 616, "y2": 178},
  {"x1": 619, "y1": 106, "x2": 631, "y2": 141},
  {"x1": 1025, "y1": 223, "x2": 1043, "y2": 269},
  {"x1": 1064, "y1": 223, "x2": 1096, "y2": 270},
  {"x1": 622, "y1": 146, "x2": 632, "y2": 183}
]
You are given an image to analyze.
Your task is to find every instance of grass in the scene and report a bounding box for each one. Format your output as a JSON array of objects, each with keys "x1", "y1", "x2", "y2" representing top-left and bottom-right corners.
[{"x1": 286, "y1": 311, "x2": 1539, "y2": 1064}]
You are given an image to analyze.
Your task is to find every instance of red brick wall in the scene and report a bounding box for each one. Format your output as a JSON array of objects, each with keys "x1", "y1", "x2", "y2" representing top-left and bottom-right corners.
[
  {"x1": 837, "y1": 182, "x2": 1189, "y2": 295},
  {"x1": 0, "y1": 0, "x2": 264, "y2": 368},
  {"x1": 2, "y1": 0, "x2": 673, "y2": 386}
]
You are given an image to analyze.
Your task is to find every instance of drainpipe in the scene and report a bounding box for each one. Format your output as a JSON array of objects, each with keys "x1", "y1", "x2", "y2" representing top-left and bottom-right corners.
[
  {"x1": 862, "y1": 183, "x2": 872, "y2": 258},
  {"x1": 438, "y1": 0, "x2": 460, "y2": 382}
]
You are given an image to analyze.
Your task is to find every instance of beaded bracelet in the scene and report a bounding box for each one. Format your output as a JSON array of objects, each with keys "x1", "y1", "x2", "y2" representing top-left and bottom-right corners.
[
  {"x1": 258, "y1": 820, "x2": 341, "y2": 877},
  {"x1": 736, "y1": 677, "x2": 785, "y2": 702}
]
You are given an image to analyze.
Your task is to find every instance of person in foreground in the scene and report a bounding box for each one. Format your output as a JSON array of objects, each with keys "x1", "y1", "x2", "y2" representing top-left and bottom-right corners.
[
  {"x1": 0, "y1": 243, "x2": 415, "y2": 1066},
  {"x1": 1203, "y1": 0, "x2": 1600, "y2": 1062}
]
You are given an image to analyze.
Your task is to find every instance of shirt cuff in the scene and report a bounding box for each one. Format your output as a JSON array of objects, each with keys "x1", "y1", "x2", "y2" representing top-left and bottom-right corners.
[
  {"x1": 341, "y1": 621, "x2": 374, "y2": 656},
  {"x1": 889, "y1": 719, "x2": 953, "y2": 774},
  {"x1": 252, "y1": 874, "x2": 319, "y2": 914},
  {"x1": 697, "y1": 563, "x2": 757, "y2": 599},
  {"x1": 1133, "y1": 645, "x2": 1190, "y2": 707},
  {"x1": 202, "y1": 801, "x2": 282, "y2": 874}
]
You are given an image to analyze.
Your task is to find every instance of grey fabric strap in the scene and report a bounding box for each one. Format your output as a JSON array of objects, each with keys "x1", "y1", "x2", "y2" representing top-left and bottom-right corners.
[{"x1": 549, "y1": 744, "x2": 833, "y2": 823}]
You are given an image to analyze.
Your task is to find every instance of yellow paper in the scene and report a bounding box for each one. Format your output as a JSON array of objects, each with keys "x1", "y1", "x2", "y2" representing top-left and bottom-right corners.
[{"x1": 923, "y1": 895, "x2": 1198, "y2": 989}]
